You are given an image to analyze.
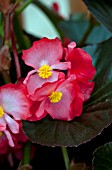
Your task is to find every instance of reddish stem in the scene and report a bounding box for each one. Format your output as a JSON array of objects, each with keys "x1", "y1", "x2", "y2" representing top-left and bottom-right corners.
[
  {"x1": 10, "y1": 12, "x2": 21, "y2": 79},
  {"x1": 4, "y1": 14, "x2": 10, "y2": 45}
]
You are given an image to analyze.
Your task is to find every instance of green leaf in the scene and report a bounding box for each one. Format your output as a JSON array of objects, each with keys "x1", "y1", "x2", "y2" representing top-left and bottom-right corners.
[
  {"x1": 59, "y1": 20, "x2": 89, "y2": 44},
  {"x1": 82, "y1": 0, "x2": 112, "y2": 33},
  {"x1": 86, "y1": 26, "x2": 111, "y2": 44},
  {"x1": 59, "y1": 19, "x2": 111, "y2": 45},
  {"x1": 23, "y1": 38, "x2": 112, "y2": 146},
  {"x1": 32, "y1": 0, "x2": 64, "y2": 40},
  {"x1": 92, "y1": 142, "x2": 112, "y2": 170},
  {"x1": 84, "y1": 38, "x2": 112, "y2": 107}
]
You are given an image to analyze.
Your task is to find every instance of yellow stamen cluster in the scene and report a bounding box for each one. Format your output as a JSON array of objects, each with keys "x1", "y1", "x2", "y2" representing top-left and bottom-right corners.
[
  {"x1": 38, "y1": 64, "x2": 52, "y2": 79},
  {"x1": 49, "y1": 91, "x2": 62, "y2": 103},
  {"x1": 0, "y1": 106, "x2": 4, "y2": 118}
]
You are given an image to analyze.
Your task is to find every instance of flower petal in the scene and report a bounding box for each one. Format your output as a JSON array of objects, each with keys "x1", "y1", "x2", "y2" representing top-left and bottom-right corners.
[
  {"x1": 29, "y1": 100, "x2": 47, "y2": 120},
  {"x1": 45, "y1": 81, "x2": 75, "y2": 121},
  {"x1": 0, "y1": 116, "x2": 6, "y2": 131},
  {"x1": 30, "y1": 79, "x2": 64, "y2": 101},
  {"x1": 72, "y1": 97, "x2": 84, "y2": 117},
  {"x1": 78, "y1": 81, "x2": 94, "y2": 101},
  {"x1": 4, "y1": 130, "x2": 14, "y2": 147},
  {"x1": 26, "y1": 70, "x2": 61, "y2": 95},
  {"x1": 4, "y1": 114, "x2": 19, "y2": 134},
  {"x1": 0, "y1": 84, "x2": 31, "y2": 120},
  {"x1": 51, "y1": 61, "x2": 71, "y2": 70},
  {"x1": 66, "y1": 48, "x2": 96, "y2": 81},
  {"x1": 22, "y1": 37, "x2": 63, "y2": 69},
  {"x1": 68, "y1": 42, "x2": 76, "y2": 52},
  {"x1": 23, "y1": 69, "x2": 37, "y2": 85},
  {"x1": 35, "y1": 100, "x2": 47, "y2": 120}
]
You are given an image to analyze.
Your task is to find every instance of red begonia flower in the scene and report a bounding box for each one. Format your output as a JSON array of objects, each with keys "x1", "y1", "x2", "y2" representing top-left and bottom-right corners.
[
  {"x1": 22, "y1": 37, "x2": 71, "y2": 94},
  {"x1": 65, "y1": 42, "x2": 96, "y2": 81},
  {"x1": 0, "y1": 84, "x2": 31, "y2": 146}
]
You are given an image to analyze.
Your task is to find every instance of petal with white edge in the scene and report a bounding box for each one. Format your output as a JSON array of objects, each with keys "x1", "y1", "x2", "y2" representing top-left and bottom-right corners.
[
  {"x1": 22, "y1": 37, "x2": 63, "y2": 69},
  {"x1": 0, "y1": 84, "x2": 30, "y2": 120},
  {"x1": 26, "y1": 70, "x2": 60, "y2": 95},
  {"x1": 46, "y1": 81, "x2": 75, "y2": 120},
  {"x1": 4, "y1": 114, "x2": 19, "y2": 134},
  {"x1": 51, "y1": 62, "x2": 71, "y2": 70},
  {"x1": 4, "y1": 130, "x2": 14, "y2": 147}
]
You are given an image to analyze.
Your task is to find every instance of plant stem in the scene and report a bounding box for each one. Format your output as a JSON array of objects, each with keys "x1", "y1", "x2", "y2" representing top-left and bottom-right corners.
[
  {"x1": 10, "y1": 12, "x2": 21, "y2": 79},
  {"x1": 4, "y1": 14, "x2": 10, "y2": 45},
  {"x1": 16, "y1": 0, "x2": 32, "y2": 14},
  {"x1": 2, "y1": 13, "x2": 11, "y2": 83},
  {"x1": 22, "y1": 141, "x2": 31, "y2": 165},
  {"x1": 61, "y1": 147, "x2": 70, "y2": 170}
]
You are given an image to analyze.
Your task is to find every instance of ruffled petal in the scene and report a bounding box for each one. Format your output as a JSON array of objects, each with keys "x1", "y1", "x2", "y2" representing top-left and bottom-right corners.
[
  {"x1": 78, "y1": 81, "x2": 94, "y2": 101},
  {"x1": 22, "y1": 37, "x2": 63, "y2": 69},
  {"x1": 4, "y1": 114, "x2": 19, "y2": 134},
  {"x1": 35, "y1": 100, "x2": 47, "y2": 120},
  {"x1": 26, "y1": 71, "x2": 61, "y2": 95},
  {"x1": 66, "y1": 48, "x2": 96, "y2": 81},
  {"x1": 29, "y1": 100, "x2": 47, "y2": 120},
  {"x1": 72, "y1": 97, "x2": 84, "y2": 117},
  {"x1": 0, "y1": 84, "x2": 31, "y2": 120},
  {"x1": 23, "y1": 70, "x2": 37, "y2": 85},
  {"x1": 4, "y1": 130, "x2": 14, "y2": 147}
]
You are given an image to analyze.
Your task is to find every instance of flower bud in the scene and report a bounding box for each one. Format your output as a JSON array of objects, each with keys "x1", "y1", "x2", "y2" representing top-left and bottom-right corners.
[{"x1": 0, "y1": 45, "x2": 11, "y2": 72}]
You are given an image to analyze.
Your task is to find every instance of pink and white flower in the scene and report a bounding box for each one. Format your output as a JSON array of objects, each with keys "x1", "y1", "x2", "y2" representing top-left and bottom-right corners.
[
  {"x1": 0, "y1": 83, "x2": 31, "y2": 146},
  {"x1": 29, "y1": 75, "x2": 83, "y2": 121},
  {"x1": 22, "y1": 37, "x2": 71, "y2": 94}
]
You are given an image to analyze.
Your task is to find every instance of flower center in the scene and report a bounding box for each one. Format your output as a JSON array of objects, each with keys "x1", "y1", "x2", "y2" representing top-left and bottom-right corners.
[
  {"x1": 49, "y1": 91, "x2": 62, "y2": 103},
  {"x1": 0, "y1": 106, "x2": 4, "y2": 118},
  {"x1": 38, "y1": 64, "x2": 52, "y2": 79},
  {"x1": 0, "y1": 132, "x2": 2, "y2": 137}
]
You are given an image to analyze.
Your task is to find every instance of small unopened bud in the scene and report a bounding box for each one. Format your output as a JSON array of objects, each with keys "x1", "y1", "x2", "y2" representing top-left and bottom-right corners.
[
  {"x1": 52, "y1": 2, "x2": 59, "y2": 12},
  {"x1": 0, "y1": 45, "x2": 11, "y2": 72}
]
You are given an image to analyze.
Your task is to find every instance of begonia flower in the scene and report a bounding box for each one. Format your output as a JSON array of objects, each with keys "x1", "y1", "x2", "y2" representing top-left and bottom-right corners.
[
  {"x1": 30, "y1": 76, "x2": 76, "y2": 121},
  {"x1": 29, "y1": 72, "x2": 95, "y2": 121},
  {"x1": 22, "y1": 37, "x2": 71, "y2": 94},
  {"x1": 0, "y1": 84, "x2": 31, "y2": 146},
  {"x1": 65, "y1": 42, "x2": 96, "y2": 81}
]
